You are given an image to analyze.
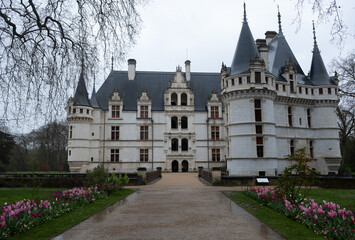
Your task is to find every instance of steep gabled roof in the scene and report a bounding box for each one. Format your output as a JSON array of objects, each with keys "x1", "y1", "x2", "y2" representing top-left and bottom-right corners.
[
  {"x1": 73, "y1": 72, "x2": 91, "y2": 107},
  {"x1": 230, "y1": 3, "x2": 260, "y2": 76},
  {"x1": 268, "y1": 10, "x2": 305, "y2": 79},
  {"x1": 95, "y1": 71, "x2": 221, "y2": 111},
  {"x1": 309, "y1": 23, "x2": 332, "y2": 85}
]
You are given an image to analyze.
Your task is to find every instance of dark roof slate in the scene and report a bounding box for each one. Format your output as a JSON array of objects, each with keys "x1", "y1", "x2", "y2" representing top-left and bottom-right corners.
[
  {"x1": 90, "y1": 86, "x2": 100, "y2": 109},
  {"x1": 268, "y1": 33, "x2": 305, "y2": 78},
  {"x1": 229, "y1": 6, "x2": 260, "y2": 76},
  {"x1": 95, "y1": 71, "x2": 221, "y2": 111},
  {"x1": 73, "y1": 72, "x2": 91, "y2": 107}
]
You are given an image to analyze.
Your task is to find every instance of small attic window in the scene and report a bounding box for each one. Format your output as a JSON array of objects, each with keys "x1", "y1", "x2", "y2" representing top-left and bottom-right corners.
[
  {"x1": 80, "y1": 108, "x2": 83, "y2": 114},
  {"x1": 255, "y1": 72, "x2": 261, "y2": 84},
  {"x1": 328, "y1": 88, "x2": 331, "y2": 94},
  {"x1": 289, "y1": 74, "x2": 293, "y2": 80},
  {"x1": 73, "y1": 108, "x2": 76, "y2": 114},
  {"x1": 86, "y1": 109, "x2": 89, "y2": 114},
  {"x1": 239, "y1": 77, "x2": 242, "y2": 84},
  {"x1": 319, "y1": 88, "x2": 323, "y2": 95}
]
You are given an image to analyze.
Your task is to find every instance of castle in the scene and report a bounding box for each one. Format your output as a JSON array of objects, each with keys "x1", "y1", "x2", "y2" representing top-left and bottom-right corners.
[{"x1": 67, "y1": 5, "x2": 341, "y2": 176}]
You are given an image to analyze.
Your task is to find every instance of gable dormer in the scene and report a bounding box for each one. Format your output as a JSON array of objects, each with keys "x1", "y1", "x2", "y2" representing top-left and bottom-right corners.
[
  {"x1": 283, "y1": 59, "x2": 298, "y2": 93},
  {"x1": 137, "y1": 90, "x2": 152, "y2": 119},
  {"x1": 108, "y1": 90, "x2": 123, "y2": 119},
  {"x1": 207, "y1": 91, "x2": 222, "y2": 119}
]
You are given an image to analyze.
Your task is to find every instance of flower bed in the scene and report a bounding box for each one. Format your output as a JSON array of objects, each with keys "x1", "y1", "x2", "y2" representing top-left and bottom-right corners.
[
  {"x1": 0, "y1": 184, "x2": 118, "y2": 239},
  {"x1": 244, "y1": 186, "x2": 355, "y2": 240}
]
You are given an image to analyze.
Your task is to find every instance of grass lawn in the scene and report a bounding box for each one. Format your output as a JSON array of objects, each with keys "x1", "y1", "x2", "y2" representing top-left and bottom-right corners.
[
  {"x1": 0, "y1": 188, "x2": 65, "y2": 205},
  {"x1": 225, "y1": 191, "x2": 325, "y2": 240},
  {"x1": 307, "y1": 188, "x2": 355, "y2": 210},
  {"x1": 7, "y1": 188, "x2": 134, "y2": 240}
]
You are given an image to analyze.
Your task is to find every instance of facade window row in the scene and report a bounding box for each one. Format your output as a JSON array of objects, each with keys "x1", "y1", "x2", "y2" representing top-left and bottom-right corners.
[
  {"x1": 69, "y1": 107, "x2": 91, "y2": 115},
  {"x1": 171, "y1": 138, "x2": 189, "y2": 151},
  {"x1": 275, "y1": 84, "x2": 336, "y2": 96},
  {"x1": 171, "y1": 116, "x2": 188, "y2": 129},
  {"x1": 109, "y1": 148, "x2": 149, "y2": 162},
  {"x1": 287, "y1": 107, "x2": 312, "y2": 128},
  {"x1": 110, "y1": 125, "x2": 149, "y2": 140}
]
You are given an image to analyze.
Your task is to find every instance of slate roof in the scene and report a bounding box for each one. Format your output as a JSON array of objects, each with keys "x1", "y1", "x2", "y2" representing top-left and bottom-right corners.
[
  {"x1": 309, "y1": 24, "x2": 333, "y2": 85},
  {"x1": 229, "y1": 3, "x2": 260, "y2": 76},
  {"x1": 90, "y1": 85, "x2": 100, "y2": 109},
  {"x1": 94, "y1": 71, "x2": 221, "y2": 111},
  {"x1": 73, "y1": 72, "x2": 91, "y2": 107}
]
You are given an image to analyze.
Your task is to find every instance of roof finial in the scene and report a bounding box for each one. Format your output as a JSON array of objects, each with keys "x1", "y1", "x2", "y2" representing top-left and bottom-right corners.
[
  {"x1": 312, "y1": 20, "x2": 320, "y2": 53},
  {"x1": 111, "y1": 55, "x2": 114, "y2": 71},
  {"x1": 243, "y1": 2, "x2": 247, "y2": 23},
  {"x1": 277, "y1": 5, "x2": 283, "y2": 34}
]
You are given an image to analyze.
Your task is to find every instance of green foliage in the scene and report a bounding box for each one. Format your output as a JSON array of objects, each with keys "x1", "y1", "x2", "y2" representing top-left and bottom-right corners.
[
  {"x1": 276, "y1": 147, "x2": 319, "y2": 203},
  {"x1": 85, "y1": 165, "x2": 108, "y2": 186},
  {"x1": 106, "y1": 173, "x2": 129, "y2": 188},
  {"x1": 338, "y1": 165, "x2": 352, "y2": 174},
  {"x1": 0, "y1": 130, "x2": 15, "y2": 168}
]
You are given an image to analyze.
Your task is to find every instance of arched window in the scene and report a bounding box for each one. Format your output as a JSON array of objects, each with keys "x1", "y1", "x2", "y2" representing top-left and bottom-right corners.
[
  {"x1": 172, "y1": 138, "x2": 178, "y2": 151},
  {"x1": 182, "y1": 138, "x2": 188, "y2": 151},
  {"x1": 171, "y1": 117, "x2": 178, "y2": 129},
  {"x1": 181, "y1": 116, "x2": 188, "y2": 129},
  {"x1": 171, "y1": 93, "x2": 177, "y2": 105},
  {"x1": 181, "y1": 93, "x2": 187, "y2": 106}
]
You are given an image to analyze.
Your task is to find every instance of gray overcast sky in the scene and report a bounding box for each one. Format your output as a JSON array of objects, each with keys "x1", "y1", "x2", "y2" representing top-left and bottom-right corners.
[{"x1": 111, "y1": 0, "x2": 354, "y2": 79}]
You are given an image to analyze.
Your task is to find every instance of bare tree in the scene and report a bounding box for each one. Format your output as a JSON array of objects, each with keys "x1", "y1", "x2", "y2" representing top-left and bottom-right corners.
[
  {"x1": 293, "y1": 0, "x2": 350, "y2": 47},
  {"x1": 0, "y1": 0, "x2": 146, "y2": 125},
  {"x1": 331, "y1": 51, "x2": 355, "y2": 106}
]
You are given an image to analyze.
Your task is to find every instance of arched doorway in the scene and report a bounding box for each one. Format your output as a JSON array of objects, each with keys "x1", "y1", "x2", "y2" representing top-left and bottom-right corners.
[
  {"x1": 172, "y1": 160, "x2": 179, "y2": 172},
  {"x1": 182, "y1": 160, "x2": 188, "y2": 172}
]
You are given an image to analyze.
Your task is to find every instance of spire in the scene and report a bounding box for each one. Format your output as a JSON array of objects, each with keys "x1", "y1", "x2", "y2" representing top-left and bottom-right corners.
[
  {"x1": 277, "y1": 6, "x2": 284, "y2": 36},
  {"x1": 243, "y1": 2, "x2": 247, "y2": 23},
  {"x1": 230, "y1": 3, "x2": 260, "y2": 76},
  {"x1": 312, "y1": 21, "x2": 320, "y2": 53},
  {"x1": 310, "y1": 22, "x2": 330, "y2": 85},
  {"x1": 73, "y1": 72, "x2": 91, "y2": 107}
]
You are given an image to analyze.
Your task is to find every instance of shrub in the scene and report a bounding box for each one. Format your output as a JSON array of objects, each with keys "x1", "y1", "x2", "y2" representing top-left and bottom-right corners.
[
  {"x1": 85, "y1": 165, "x2": 108, "y2": 186},
  {"x1": 276, "y1": 147, "x2": 319, "y2": 203},
  {"x1": 106, "y1": 173, "x2": 129, "y2": 189}
]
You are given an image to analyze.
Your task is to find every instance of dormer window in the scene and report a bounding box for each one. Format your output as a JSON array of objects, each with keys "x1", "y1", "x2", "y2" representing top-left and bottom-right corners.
[
  {"x1": 112, "y1": 105, "x2": 120, "y2": 118},
  {"x1": 140, "y1": 106, "x2": 148, "y2": 118},
  {"x1": 255, "y1": 72, "x2": 261, "y2": 84},
  {"x1": 181, "y1": 93, "x2": 187, "y2": 106},
  {"x1": 171, "y1": 93, "x2": 177, "y2": 105},
  {"x1": 211, "y1": 106, "x2": 219, "y2": 118}
]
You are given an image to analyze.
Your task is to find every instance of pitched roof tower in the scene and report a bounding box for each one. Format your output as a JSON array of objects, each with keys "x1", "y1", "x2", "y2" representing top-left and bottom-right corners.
[
  {"x1": 73, "y1": 72, "x2": 91, "y2": 107},
  {"x1": 229, "y1": 3, "x2": 260, "y2": 75},
  {"x1": 309, "y1": 22, "x2": 331, "y2": 85}
]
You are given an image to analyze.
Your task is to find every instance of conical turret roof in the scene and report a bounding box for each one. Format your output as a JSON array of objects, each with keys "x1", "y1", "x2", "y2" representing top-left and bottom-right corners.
[
  {"x1": 309, "y1": 23, "x2": 331, "y2": 85},
  {"x1": 268, "y1": 10, "x2": 305, "y2": 78},
  {"x1": 73, "y1": 72, "x2": 91, "y2": 107},
  {"x1": 230, "y1": 3, "x2": 260, "y2": 76},
  {"x1": 90, "y1": 83, "x2": 100, "y2": 108}
]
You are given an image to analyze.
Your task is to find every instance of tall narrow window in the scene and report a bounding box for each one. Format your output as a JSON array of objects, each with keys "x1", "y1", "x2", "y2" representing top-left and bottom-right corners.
[
  {"x1": 239, "y1": 77, "x2": 242, "y2": 84},
  {"x1": 73, "y1": 108, "x2": 76, "y2": 114},
  {"x1": 68, "y1": 150, "x2": 71, "y2": 156},
  {"x1": 212, "y1": 149, "x2": 220, "y2": 161},
  {"x1": 171, "y1": 139, "x2": 178, "y2": 151},
  {"x1": 309, "y1": 140, "x2": 314, "y2": 158},
  {"x1": 305, "y1": 88, "x2": 308, "y2": 94},
  {"x1": 255, "y1": 72, "x2": 261, "y2": 84},
  {"x1": 328, "y1": 88, "x2": 331, "y2": 94},
  {"x1": 140, "y1": 106, "x2": 148, "y2": 118},
  {"x1": 311, "y1": 89, "x2": 314, "y2": 95},
  {"x1": 290, "y1": 81, "x2": 295, "y2": 92},
  {"x1": 111, "y1": 126, "x2": 120, "y2": 140},
  {"x1": 140, "y1": 126, "x2": 149, "y2": 140},
  {"x1": 112, "y1": 105, "x2": 120, "y2": 118},
  {"x1": 290, "y1": 140, "x2": 295, "y2": 154},
  {"x1": 181, "y1": 93, "x2": 187, "y2": 106},
  {"x1": 110, "y1": 149, "x2": 119, "y2": 162},
  {"x1": 299, "y1": 87, "x2": 302, "y2": 94},
  {"x1": 69, "y1": 126, "x2": 73, "y2": 139},
  {"x1": 140, "y1": 149, "x2": 148, "y2": 162},
  {"x1": 288, "y1": 107, "x2": 293, "y2": 126},
  {"x1": 276, "y1": 84, "x2": 279, "y2": 91},
  {"x1": 283, "y1": 85, "x2": 286, "y2": 92},
  {"x1": 256, "y1": 137, "x2": 264, "y2": 157},
  {"x1": 254, "y1": 99, "x2": 262, "y2": 122},
  {"x1": 80, "y1": 108, "x2": 83, "y2": 114},
  {"x1": 171, "y1": 93, "x2": 177, "y2": 105},
  {"x1": 211, "y1": 106, "x2": 219, "y2": 118},
  {"x1": 247, "y1": 76, "x2": 251, "y2": 83},
  {"x1": 171, "y1": 117, "x2": 178, "y2": 129},
  {"x1": 319, "y1": 88, "x2": 323, "y2": 95},
  {"x1": 181, "y1": 117, "x2": 188, "y2": 129},
  {"x1": 255, "y1": 125, "x2": 262, "y2": 134},
  {"x1": 231, "y1": 78, "x2": 235, "y2": 86},
  {"x1": 182, "y1": 138, "x2": 188, "y2": 151},
  {"x1": 211, "y1": 126, "x2": 220, "y2": 140},
  {"x1": 307, "y1": 109, "x2": 311, "y2": 128}
]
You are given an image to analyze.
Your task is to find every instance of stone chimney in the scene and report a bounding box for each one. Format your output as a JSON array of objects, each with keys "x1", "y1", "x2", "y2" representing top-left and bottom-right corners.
[
  {"x1": 185, "y1": 60, "x2": 191, "y2": 81},
  {"x1": 128, "y1": 59, "x2": 136, "y2": 80},
  {"x1": 265, "y1": 31, "x2": 277, "y2": 45},
  {"x1": 256, "y1": 39, "x2": 269, "y2": 70}
]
